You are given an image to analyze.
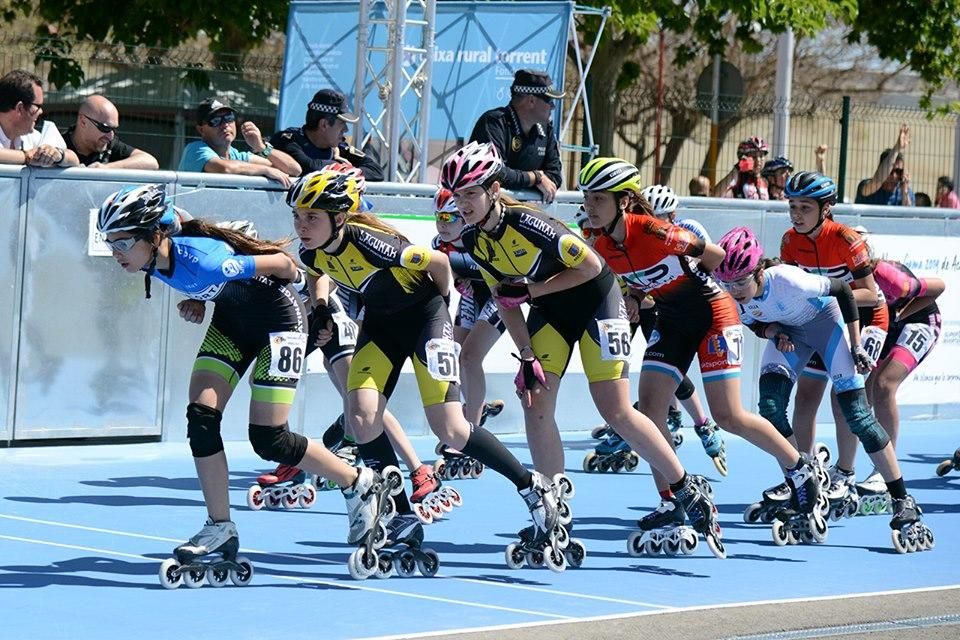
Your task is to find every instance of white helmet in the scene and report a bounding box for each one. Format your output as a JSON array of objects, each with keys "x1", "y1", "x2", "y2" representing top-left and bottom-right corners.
[
  {"x1": 640, "y1": 184, "x2": 679, "y2": 218},
  {"x1": 97, "y1": 184, "x2": 168, "y2": 234}
]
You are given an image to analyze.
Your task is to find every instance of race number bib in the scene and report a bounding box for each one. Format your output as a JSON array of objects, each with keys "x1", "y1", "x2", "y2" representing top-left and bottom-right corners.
[
  {"x1": 722, "y1": 326, "x2": 744, "y2": 366},
  {"x1": 425, "y1": 338, "x2": 461, "y2": 382},
  {"x1": 860, "y1": 325, "x2": 887, "y2": 367},
  {"x1": 897, "y1": 323, "x2": 935, "y2": 362},
  {"x1": 597, "y1": 318, "x2": 632, "y2": 361},
  {"x1": 268, "y1": 331, "x2": 307, "y2": 379},
  {"x1": 331, "y1": 311, "x2": 358, "y2": 347}
]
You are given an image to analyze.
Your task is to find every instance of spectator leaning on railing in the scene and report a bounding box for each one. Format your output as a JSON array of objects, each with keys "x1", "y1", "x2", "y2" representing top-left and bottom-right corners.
[
  {"x1": 178, "y1": 98, "x2": 301, "y2": 186},
  {"x1": 0, "y1": 69, "x2": 79, "y2": 168},
  {"x1": 855, "y1": 124, "x2": 914, "y2": 206},
  {"x1": 65, "y1": 95, "x2": 159, "y2": 170}
]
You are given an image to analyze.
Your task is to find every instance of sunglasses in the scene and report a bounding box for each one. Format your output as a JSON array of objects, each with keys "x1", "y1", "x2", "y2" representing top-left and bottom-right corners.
[
  {"x1": 206, "y1": 112, "x2": 236, "y2": 127},
  {"x1": 435, "y1": 211, "x2": 462, "y2": 224},
  {"x1": 82, "y1": 113, "x2": 119, "y2": 135},
  {"x1": 718, "y1": 273, "x2": 755, "y2": 291},
  {"x1": 535, "y1": 94, "x2": 554, "y2": 105},
  {"x1": 104, "y1": 236, "x2": 141, "y2": 253}
]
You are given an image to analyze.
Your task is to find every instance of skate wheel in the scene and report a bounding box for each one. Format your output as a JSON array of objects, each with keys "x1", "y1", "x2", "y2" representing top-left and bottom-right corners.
[
  {"x1": 417, "y1": 548, "x2": 440, "y2": 577},
  {"x1": 246, "y1": 485, "x2": 265, "y2": 511},
  {"x1": 713, "y1": 454, "x2": 728, "y2": 477},
  {"x1": 265, "y1": 493, "x2": 282, "y2": 509},
  {"x1": 936, "y1": 460, "x2": 954, "y2": 477},
  {"x1": 504, "y1": 543, "x2": 525, "y2": 570},
  {"x1": 643, "y1": 538, "x2": 662, "y2": 555},
  {"x1": 625, "y1": 452, "x2": 640, "y2": 472},
  {"x1": 382, "y1": 466, "x2": 404, "y2": 496},
  {"x1": 283, "y1": 491, "x2": 300, "y2": 509},
  {"x1": 379, "y1": 498, "x2": 397, "y2": 524},
  {"x1": 348, "y1": 548, "x2": 378, "y2": 580},
  {"x1": 553, "y1": 524, "x2": 570, "y2": 550},
  {"x1": 597, "y1": 458, "x2": 611, "y2": 473},
  {"x1": 815, "y1": 442, "x2": 831, "y2": 465},
  {"x1": 325, "y1": 478, "x2": 338, "y2": 491},
  {"x1": 743, "y1": 503, "x2": 762, "y2": 524},
  {"x1": 456, "y1": 464, "x2": 471, "y2": 480},
  {"x1": 470, "y1": 461, "x2": 484, "y2": 478},
  {"x1": 552, "y1": 474, "x2": 575, "y2": 501},
  {"x1": 772, "y1": 520, "x2": 790, "y2": 546},
  {"x1": 664, "y1": 538, "x2": 681, "y2": 556},
  {"x1": 924, "y1": 528, "x2": 935, "y2": 550},
  {"x1": 760, "y1": 509, "x2": 776, "y2": 524},
  {"x1": 228, "y1": 556, "x2": 253, "y2": 587},
  {"x1": 443, "y1": 487, "x2": 463, "y2": 508},
  {"x1": 432, "y1": 459, "x2": 447, "y2": 480},
  {"x1": 375, "y1": 553, "x2": 395, "y2": 579},
  {"x1": 299, "y1": 483, "x2": 317, "y2": 508},
  {"x1": 206, "y1": 564, "x2": 230, "y2": 587},
  {"x1": 414, "y1": 502, "x2": 434, "y2": 525},
  {"x1": 436, "y1": 494, "x2": 454, "y2": 513},
  {"x1": 891, "y1": 529, "x2": 910, "y2": 554},
  {"x1": 181, "y1": 564, "x2": 206, "y2": 588},
  {"x1": 627, "y1": 531, "x2": 644, "y2": 557},
  {"x1": 706, "y1": 535, "x2": 727, "y2": 560},
  {"x1": 673, "y1": 433, "x2": 683, "y2": 448},
  {"x1": 372, "y1": 522, "x2": 389, "y2": 549},
  {"x1": 544, "y1": 545, "x2": 567, "y2": 573},
  {"x1": 525, "y1": 549, "x2": 545, "y2": 568},
  {"x1": 860, "y1": 501, "x2": 874, "y2": 516},
  {"x1": 812, "y1": 514, "x2": 829, "y2": 543},
  {"x1": 557, "y1": 500, "x2": 572, "y2": 527},
  {"x1": 681, "y1": 531, "x2": 698, "y2": 555},
  {"x1": 582, "y1": 452, "x2": 600, "y2": 473},
  {"x1": 565, "y1": 539, "x2": 586, "y2": 568},
  {"x1": 158, "y1": 558, "x2": 183, "y2": 590},
  {"x1": 394, "y1": 550, "x2": 418, "y2": 577}
]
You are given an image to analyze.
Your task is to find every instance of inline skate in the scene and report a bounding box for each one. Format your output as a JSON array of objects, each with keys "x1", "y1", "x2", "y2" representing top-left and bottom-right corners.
[
  {"x1": 628, "y1": 498, "x2": 698, "y2": 556},
  {"x1": 370, "y1": 513, "x2": 440, "y2": 578},
  {"x1": 694, "y1": 419, "x2": 727, "y2": 476},
  {"x1": 771, "y1": 455, "x2": 829, "y2": 546},
  {"x1": 479, "y1": 400, "x2": 505, "y2": 427},
  {"x1": 410, "y1": 464, "x2": 463, "y2": 524},
  {"x1": 505, "y1": 473, "x2": 582, "y2": 571},
  {"x1": 935, "y1": 447, "x2": 960, "y2": 477},
  {"x1": 855, "y1": 467, "x2": 892, "y2": 515},
  {"x1": 434, "y1": 443, "x2": 484, "y2": 480},
  {"x1": 159, "y1": 518, "x2": 253, "y2": 589},
  {"x1": 316, "y1": 418, "x2": 360, "y2": 491},
  {"x1": 247, "y1": 464, "x2": 317, "y2": 510},
  {"x1": 890, "y1": 495, "x2": 935, "y2": 554},
  {"x1": 582, "y1": 432, "x2": 640, "y2": 473},
  {"x1": 672, "y1": 474, "x2": 725, "y2": 558},
  {"x1": 344, "y1": 466, "x2": 405, "y2": 580},
  {"x1": 667, "y1": 406, "x2": 684, "y2": 448},
  {"x1": 824, "y1": 466, "x2": 860, "y2": 521}
]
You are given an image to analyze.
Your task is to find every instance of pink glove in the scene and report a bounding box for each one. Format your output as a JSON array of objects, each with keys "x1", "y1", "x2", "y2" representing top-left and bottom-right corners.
[
  {"x1": 455, "y1": 278, "x2": 473, "y2": 296},
  {"x1": 495, "y1": 282, "x2": 531, "y2": 309}
]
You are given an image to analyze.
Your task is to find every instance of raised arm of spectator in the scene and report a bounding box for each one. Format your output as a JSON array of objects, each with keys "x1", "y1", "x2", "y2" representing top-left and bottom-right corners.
[
  {"x1": 815, "y1": 144, "x2": 828, "y2": 174},
  {"x1": 469, "y1": 115, "x2": 533, "y2": 190},
  {"x1": 712, "y1": 166, "x2": 737, "y2": 197},
  {"x1": 861, "y1": 124, "x2": 908, "y2": 199}
]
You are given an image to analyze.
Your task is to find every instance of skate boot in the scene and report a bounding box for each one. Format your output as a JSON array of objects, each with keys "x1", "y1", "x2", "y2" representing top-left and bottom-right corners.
[
  {"x1": 771, "y1": 456, "x2": 829, "y2": 546},
  {"x1": 667, "y1": 405, "x2": 684, "y2": 447},
  {"x1": 825, "y1": 466, "x2": 860, "y2": 521},
  {"x1": 433, "y1": 443, "x2": 484, "y2": 480},
  {"x1": 317, "y1": 426, "x2": 360, "y2": 491},
  {"x1": 582, "y1": 432, "x2": 640, "y2": 473},
  {"x1": 855, "y1": 467, "x2": 892, "y2": 515},
  {"x1": 322, "y1": 413, "x2": 346, "y2": 448},
  {"x1": 694, "y1": 419, "x2": 727, "y2": 476},
  {"x1": 889, "y1": 495, "x2": 935, "y2": 553},
  {"x1": 628, "y1": 498, "x2": 698, "y2": 556},
  {"x1": 479, "y1": 400, "x2": 505, "y2": 427},
  {"x1": 505, "y1": 472, "x2": 580, "y2": 571},
  {"x1": 159, "y1": 518, "x2": 253, "y2": 589},
  {"x1": 672, "y1": 474, "x2": 725, "y2": 558},
  {"x1": 247, "y1": 464, "x2": 317, "y2": 510},
  {"x1": 409, "y1": 464, "x2": 462, "y2": 525},
  {"x1": 590, "y1": 424, "x2": 615, "y2": 440},
  {"x1": 935, "y1": 447, "x2": 960, "y2": 477},
  {"x1": 744, "y1": 481, "x2": 792, "y2": 524},
  {"x1": 343, "y1": 466, "x2": 404, "y2": 579},
  {"x1": 370, "y1": 513, "x2": 441, "y2": 578}
]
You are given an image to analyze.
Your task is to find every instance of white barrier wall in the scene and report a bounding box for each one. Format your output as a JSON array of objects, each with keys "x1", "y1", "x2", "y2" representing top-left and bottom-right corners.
[{"x1": 2, "y1": 167, "x2": 958, "y2": 444}]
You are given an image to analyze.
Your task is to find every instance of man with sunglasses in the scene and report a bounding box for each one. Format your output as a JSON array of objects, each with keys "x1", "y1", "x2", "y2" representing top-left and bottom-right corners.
[
  {"x1": 855, "y1": 123, "x2": 915, "y2": 206},
  {"x1": 469, "y1": 69, "x2": 563, "y2": 203},
  {"x1": 270, "y1": 88, "x2": 383, "y2": 182},
  {"x1": 0, "y1": 69, "x2": 79, "y2": 167},
  {"x1": 65, "y1": 95, "x2": 159, "y2": 169},
  {"x1": 178, "y1": 97, "x2": 300, "y2": 186}
]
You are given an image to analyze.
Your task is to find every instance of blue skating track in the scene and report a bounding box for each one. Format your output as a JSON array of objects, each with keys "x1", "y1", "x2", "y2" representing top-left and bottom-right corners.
[{"x1": 1, "y1": 420, "x2": 958, "y2": 639}]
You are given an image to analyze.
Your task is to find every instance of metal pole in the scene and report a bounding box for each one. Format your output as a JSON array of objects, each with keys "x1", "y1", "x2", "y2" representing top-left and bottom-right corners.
[
  {"x1": 654, "y1": 28, "x2": 664, "y2": 184},
  {"x1": 708, "y1": 54, "x2": 720, "y2": 185},
  {"x1": 838, "y1": 95, "x2": 851, "y2": 203},
  {"x1": 773, "y1": 29, "x2": 793, "y2": 156},
  {"x1": 418, "y1": 0, "x2": 436, "y2": 183},
  {"x1": 388, "y1": 1, "x2": 405, "y2": 182},
  {"x1": 354, "y1": 0, "x2": 370, "y2": 146}
]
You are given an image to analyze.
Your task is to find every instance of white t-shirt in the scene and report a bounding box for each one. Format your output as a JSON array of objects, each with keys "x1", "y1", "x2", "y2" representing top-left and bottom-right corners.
[
  {"x1": 0, "y1": 119, "x2": 67, "y2": 152},
  {"x1": 737, "y1": 264, "x2": 832, "y2": 327}
]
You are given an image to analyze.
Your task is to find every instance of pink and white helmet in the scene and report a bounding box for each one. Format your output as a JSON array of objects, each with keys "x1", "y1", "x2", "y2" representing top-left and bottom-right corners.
[
  {"x1": 433, "y1": 187, "x2": 458, "y2": 213},
  {"x1": 440, "y1": 141, "x2": 503, "y2": 192},
  {"x1": 716, "y1": 226, "x2": 765, "y2": 282}
]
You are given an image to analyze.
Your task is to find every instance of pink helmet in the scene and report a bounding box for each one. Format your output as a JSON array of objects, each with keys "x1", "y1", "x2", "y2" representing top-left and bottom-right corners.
[
  {"x1": 737, "y1": 136, "x2": 769, "y2": 158},
  {"x1": 440, "y1": 141, "x2": 503, "y2": 192},
  {"x1": 433, "y1": 187, "x2": 458, "y2": 214},
  {"x1": 716, "y1": 226, "x2": 765, "y2": 282}
]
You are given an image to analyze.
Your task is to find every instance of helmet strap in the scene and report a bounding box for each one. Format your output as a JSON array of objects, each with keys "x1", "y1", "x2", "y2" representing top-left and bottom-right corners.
[
  {"x1": 143, "y1": 244, "x2": 159, "y2": 300},
  {"x1": 477, "y1": 189, "x2": 504, "y2": 233},
  {"x1": 317, "y1": 212, "x2": 345, "y2": 251}
]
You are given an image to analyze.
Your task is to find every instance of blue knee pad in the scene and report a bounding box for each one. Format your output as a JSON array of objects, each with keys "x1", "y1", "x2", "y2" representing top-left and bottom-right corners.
[
  {"x1": 674, "y1": 376, "x2": 695, "y2": 401},
  {"x1": 836, "y1": 389, "x2": 890, "y2": 454},
  {"x1": 757, "y1": 373, "x2": 794, "y2": 438},
  {"x1": 186, "y1": 402, "x2": 224, "y2": 458},
  {"x1": 248, "y1": 422, "x2": 308, "y2": 466}
]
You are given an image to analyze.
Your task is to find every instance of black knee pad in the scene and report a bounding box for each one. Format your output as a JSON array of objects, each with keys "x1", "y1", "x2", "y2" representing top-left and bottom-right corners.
[
  {"x1": 186, "y1": 402, "x2": 224, "y2": 458},
  {"x1": 836, "y1": 389, "x2": 890, "y2": 454},
  {"x1": 248, "y1": 422, "x2": 308, "y2": 466},
  {"x1": 757, "y1": 373, "x2": 794, "y2": 438},
  {"x1": 674, "y1": 376, "x2": 695, "y2": 401}
]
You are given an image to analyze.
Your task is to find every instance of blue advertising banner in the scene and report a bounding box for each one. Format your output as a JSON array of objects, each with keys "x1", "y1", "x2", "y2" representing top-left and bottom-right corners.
[{"x1": 280, "y1": 1, "x2": 570, "y2": 144}]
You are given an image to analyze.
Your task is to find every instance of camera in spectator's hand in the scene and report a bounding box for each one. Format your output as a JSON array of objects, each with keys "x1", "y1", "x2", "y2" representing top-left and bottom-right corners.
[{"x1": 738, "y1": 156, "x2": 754, "y2": 172}]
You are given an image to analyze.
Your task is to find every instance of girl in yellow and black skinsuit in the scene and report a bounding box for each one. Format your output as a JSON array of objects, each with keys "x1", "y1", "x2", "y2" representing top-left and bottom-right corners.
[{"x1": 288, "y1": 167, "x2": 578, "y2": 571}]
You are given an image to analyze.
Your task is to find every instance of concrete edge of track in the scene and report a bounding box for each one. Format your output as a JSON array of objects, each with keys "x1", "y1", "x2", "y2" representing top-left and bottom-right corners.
[{"x1": 359, "y1": 585, "x2": 960, "y2": 640}]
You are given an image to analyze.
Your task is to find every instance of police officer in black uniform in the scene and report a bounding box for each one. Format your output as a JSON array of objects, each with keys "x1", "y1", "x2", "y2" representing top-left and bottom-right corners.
[
  {"x1": 270, "y1": 89, "x2": 384, "y2": 181},
  {"x1": 469, "y1": 69, "x2": 564, "y2": 203}
]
